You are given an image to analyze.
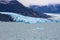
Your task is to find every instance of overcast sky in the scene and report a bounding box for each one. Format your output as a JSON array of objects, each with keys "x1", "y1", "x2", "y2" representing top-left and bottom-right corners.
[{"x1": 17, "y1": 0, "x2": 60, "y2": 7}]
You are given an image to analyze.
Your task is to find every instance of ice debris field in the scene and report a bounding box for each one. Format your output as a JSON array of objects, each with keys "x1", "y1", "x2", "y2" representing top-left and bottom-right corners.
[{"x1": 0, "y1": 12, "x2": 60, "y2": 24}]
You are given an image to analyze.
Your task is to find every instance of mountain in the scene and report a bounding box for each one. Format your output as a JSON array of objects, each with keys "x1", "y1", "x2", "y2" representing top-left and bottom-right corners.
[
  {"x1": 0, "y1": 1, "x2": 51, "y2": 19},
  {"x1": 0, "y1": 1, "x2": 60, "y2": 23},
  {"x1": 30, "y1": 4, "x2": 60, "y2": 13}
]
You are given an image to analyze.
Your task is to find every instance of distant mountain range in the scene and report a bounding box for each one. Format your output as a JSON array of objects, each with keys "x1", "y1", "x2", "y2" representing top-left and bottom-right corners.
[{"x1": 30, "y1": 4, "x2": 60, "y2": 13}]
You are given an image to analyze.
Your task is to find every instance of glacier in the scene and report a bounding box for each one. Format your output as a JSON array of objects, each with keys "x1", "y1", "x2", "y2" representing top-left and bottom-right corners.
[{"x1": 0, "y1": 12, "x2": 60, "y2": 24}]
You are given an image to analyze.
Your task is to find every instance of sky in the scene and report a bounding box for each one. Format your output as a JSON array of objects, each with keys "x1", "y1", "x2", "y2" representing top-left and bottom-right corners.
[{"x1": 17, "y1": 0, "x2": 60, "y2": 7}]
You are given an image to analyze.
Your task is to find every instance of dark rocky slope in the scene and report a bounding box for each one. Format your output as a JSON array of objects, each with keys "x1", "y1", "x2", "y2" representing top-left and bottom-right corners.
[{"x1": 0, "y1": 13, "x2": 13, "y2": 22}]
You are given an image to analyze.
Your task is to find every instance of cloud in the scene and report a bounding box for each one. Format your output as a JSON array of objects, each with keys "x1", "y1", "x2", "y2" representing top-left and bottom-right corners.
[{"x1": 17, "y1": 0, "x2": 60, "y2": 7}]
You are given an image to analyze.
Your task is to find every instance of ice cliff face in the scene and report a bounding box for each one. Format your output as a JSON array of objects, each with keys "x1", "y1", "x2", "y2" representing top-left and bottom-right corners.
[
  {"x1": 0, "y1": 12, "x2": 60, "y2": 24},
  {"x1": 0, "y1": 12, "x2": 56, "y2": 24}
]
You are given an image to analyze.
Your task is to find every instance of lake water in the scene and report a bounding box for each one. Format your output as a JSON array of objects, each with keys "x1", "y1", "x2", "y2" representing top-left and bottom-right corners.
[{"x1": 0, "y1": 22, "x2": 60, "y2": 40}]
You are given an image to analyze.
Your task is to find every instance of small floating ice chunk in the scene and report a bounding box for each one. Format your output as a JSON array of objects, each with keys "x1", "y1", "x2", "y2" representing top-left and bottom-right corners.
[{"x1": 33, "y1": 27, "x2": 45, "y2": 31}]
